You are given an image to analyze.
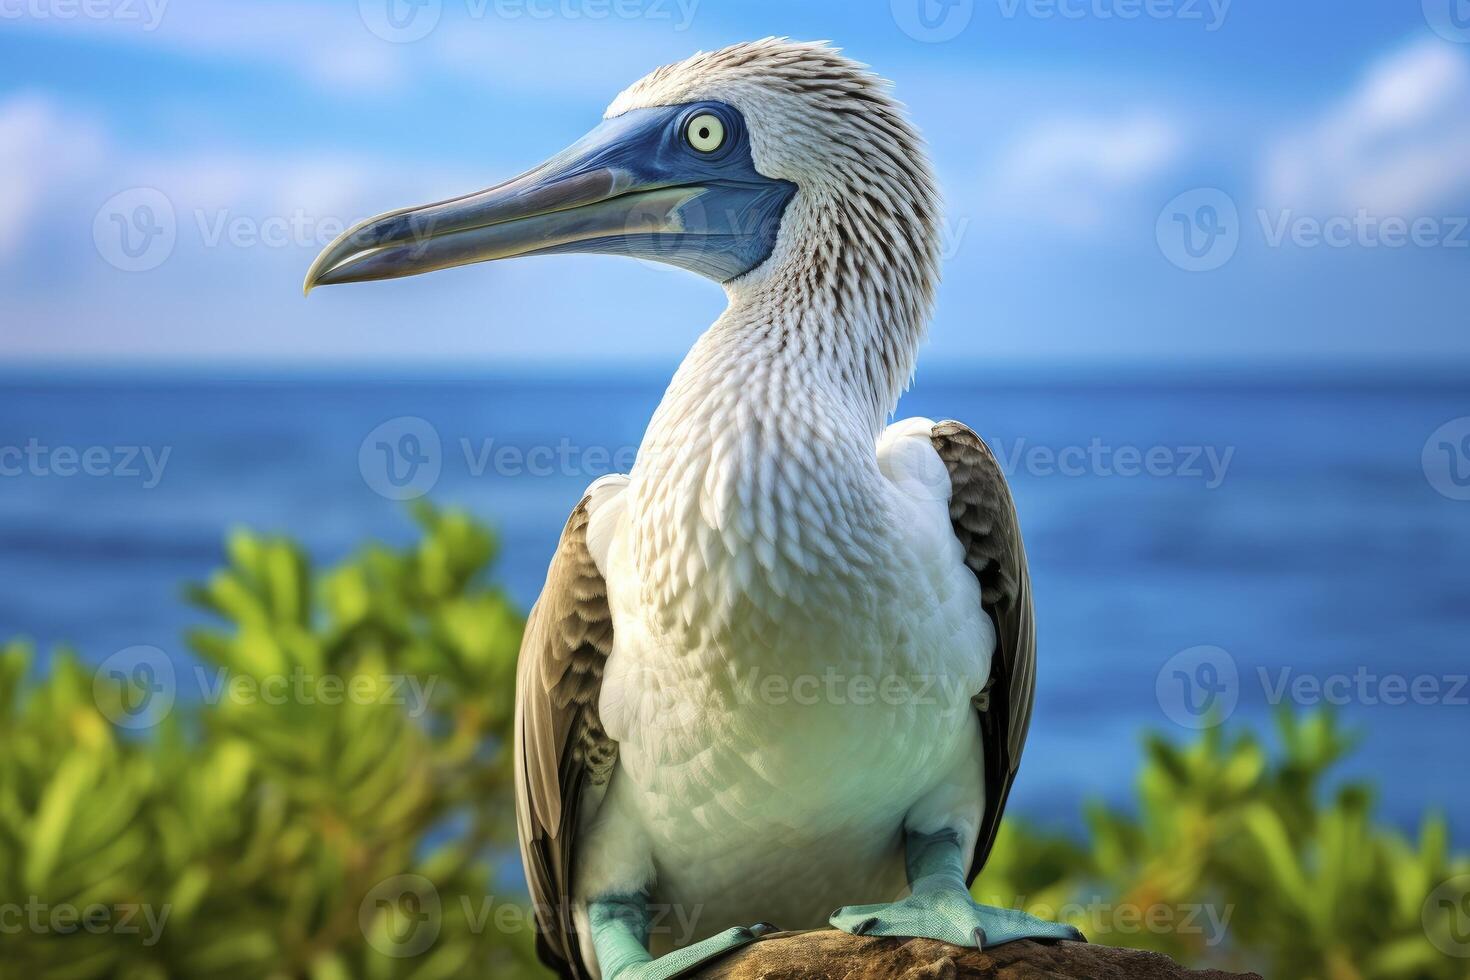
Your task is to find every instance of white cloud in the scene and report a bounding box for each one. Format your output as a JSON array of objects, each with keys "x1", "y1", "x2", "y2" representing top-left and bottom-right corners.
[
  {"x1": 2, "y1": 2, "x2": 407, "y2": 92},
  {"x1": 0, "y1": 94, "x2": 106, "y2": 258},
  {"x1": 1263, "y1": 40, "x2": 1470, "y2": 215},
  {"x1": 432, "y1": 21, "x2": 692, "y2": 102},
  {"x1": 0, "y1": 87, "x2": 487, "y2": 287},
  {"x1": 980, "y1": 112, "x2": 1183, "y2": 235},
  {"x1": 2, "y1": 1, "x2": 688, "y2": 101}
]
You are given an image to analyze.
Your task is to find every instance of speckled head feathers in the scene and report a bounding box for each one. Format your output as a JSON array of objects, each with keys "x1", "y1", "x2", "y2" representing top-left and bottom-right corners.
[{"x1": 611, "y1": 40, "x2": 941, "y2": 405}]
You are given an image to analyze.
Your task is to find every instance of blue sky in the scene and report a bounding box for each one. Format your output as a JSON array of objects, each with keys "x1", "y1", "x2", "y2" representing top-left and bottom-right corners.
[{"x1": 2, "y1": 0, "x2": 1468, "y2": 368}]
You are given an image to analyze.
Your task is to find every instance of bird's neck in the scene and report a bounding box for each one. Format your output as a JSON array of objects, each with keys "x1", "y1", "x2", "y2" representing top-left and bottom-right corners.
[
  {"x1": 628, "y1": 271, "x2": 924, "y2": 633},
  {"x1": 645, "y1": 257, "x2": 922, "y2": 467}
]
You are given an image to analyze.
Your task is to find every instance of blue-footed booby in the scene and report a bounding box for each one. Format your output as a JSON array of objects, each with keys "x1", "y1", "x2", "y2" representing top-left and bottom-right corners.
[{"x1": 307, "y1": 38, "x2": 1082, "y2": 980}]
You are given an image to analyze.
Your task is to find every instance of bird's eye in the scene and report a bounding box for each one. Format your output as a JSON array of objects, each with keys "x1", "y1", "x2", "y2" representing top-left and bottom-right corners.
[{"x1": 685, "y1": 113, "x2": 726, "y2": 153}]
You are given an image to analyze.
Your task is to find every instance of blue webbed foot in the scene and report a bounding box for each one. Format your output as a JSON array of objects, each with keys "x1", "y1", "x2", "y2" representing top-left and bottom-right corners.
[
  {"x1": 830, "y1": 891, "x2": 1082, "y2": 949},
  {"x1": 589, "y1": 895, "x2": 778, "y2": 980},
  {"x1": 607, "y1": 924, "x2": 778, "y2": 980},
  {"x1": 829, "y1": 828, "x2": 1084, "y2": 950}
]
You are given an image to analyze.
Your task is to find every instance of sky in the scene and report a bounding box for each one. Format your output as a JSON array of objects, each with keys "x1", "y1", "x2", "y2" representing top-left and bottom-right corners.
[{"x1": 2, "y1": 0, "x2": 1468, "y2": 369}]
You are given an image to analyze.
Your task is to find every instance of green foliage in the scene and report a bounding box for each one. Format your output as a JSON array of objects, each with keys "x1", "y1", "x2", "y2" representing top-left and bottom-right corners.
[
  {"x1": 0, "y1": 505, "x2": 541, "y2": 979},
  {"x1": 2, "y1": 508, "x2": 1465, "y2": 979},
  {"x1": 975, "y1": 712, "x2": 1470, "y2": 979}
]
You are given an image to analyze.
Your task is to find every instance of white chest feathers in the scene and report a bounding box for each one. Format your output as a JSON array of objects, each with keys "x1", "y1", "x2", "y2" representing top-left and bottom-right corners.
[{"x1": 585, "y1": 417, "x2": 991, "y2": 845}]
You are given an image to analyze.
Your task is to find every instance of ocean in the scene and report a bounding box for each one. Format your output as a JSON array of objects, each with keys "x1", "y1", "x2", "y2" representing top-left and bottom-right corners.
[{"x1": 1, "y1": 369, "x2": 1466, "y2": 838}]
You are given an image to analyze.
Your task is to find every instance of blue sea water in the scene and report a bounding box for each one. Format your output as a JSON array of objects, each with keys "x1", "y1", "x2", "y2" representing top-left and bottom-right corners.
[{"x1": 1, "y1": 370, "x2": 1466, "y2": 839}]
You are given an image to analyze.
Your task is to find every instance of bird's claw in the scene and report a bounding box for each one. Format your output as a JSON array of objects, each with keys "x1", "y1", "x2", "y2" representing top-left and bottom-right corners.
[
  {"x1": 608, "y1": 922, "x2": 779, "y2": 980},
  {"x1": 830, "y1": 891, "x2": 1081, "y2": 950}
]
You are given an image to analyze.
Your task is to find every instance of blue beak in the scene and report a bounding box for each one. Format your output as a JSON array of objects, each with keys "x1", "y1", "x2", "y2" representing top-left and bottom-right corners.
[{"x1": 304, "y1": 103, "x2": 795, "y2": 293}]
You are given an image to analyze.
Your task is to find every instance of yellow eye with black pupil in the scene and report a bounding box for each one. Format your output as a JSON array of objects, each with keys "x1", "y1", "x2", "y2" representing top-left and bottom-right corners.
[{"x1": 686, "y1": 113, "x2": 725, "y2": 153}]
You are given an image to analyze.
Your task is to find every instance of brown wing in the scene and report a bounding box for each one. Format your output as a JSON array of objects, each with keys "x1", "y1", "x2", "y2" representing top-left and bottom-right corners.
[
  {"x1": 515, "y1": 493, "x2": 620, "y2": 980},
  {"x1": 930, "y1": 421, "x2": 1036, "y2": 883}
]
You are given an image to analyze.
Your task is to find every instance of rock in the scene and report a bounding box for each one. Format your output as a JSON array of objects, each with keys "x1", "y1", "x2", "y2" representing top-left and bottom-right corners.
[{"x1": 690, "y1": 931, "x2": 1261, "y2": 980}]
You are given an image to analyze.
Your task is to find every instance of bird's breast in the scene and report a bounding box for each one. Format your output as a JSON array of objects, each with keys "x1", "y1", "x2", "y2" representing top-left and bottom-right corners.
[{"x1": 597, "y1": 481, "x2": 991, "y2": 856}]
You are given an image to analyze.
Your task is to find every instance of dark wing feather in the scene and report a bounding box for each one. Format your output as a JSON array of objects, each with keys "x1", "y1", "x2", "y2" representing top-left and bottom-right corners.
[
  {"x1": 930, "y1": 421, "x2": 1036, "y2": 883},
  {"x1": 515, "y1": 494, "x2": 619, "y2": 980}
]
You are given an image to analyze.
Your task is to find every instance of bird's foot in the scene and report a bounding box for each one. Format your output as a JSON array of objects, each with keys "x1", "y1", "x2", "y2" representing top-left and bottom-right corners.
[
  {"x1": 830, "y1": 889, "x2": 1083, "y2": 950},
  {"x1": 602, "y1": 923, "x2": 779, "y2": 980}
]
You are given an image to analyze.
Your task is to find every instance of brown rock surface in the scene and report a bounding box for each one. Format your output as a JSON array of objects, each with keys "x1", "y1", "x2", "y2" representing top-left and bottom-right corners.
[{"x1": 691, "y1": 931, "x2": 1262, "y2": 980}]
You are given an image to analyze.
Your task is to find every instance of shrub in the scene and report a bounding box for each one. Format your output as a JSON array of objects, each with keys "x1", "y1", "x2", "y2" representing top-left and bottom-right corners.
[{"x1": 2, "y1": 509, "x2": 1464, "y2": 978}]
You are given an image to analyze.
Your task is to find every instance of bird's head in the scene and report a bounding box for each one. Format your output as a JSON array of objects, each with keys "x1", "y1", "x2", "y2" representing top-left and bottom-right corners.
[{"x1": 305, "y1": 38, "x2": 940, "y2": 322}]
